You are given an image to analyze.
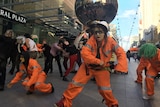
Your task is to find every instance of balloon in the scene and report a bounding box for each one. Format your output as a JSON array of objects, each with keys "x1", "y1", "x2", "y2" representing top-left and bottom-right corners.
[{"x1": 75, "y1": 0, "x2": 118, "y2": 25}]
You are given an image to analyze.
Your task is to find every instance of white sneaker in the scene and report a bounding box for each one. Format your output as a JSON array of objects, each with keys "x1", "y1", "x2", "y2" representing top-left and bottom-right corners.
[
  {"x1": 143, "y1": 95, "x2": 150, "y2": 100},
  {"x1": 142, "y1": 95, "x2": 153, "y2": 100}
]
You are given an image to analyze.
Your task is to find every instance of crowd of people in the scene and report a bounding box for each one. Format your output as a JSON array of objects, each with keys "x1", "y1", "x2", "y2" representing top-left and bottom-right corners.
[{"x1": 0, "y1": 20, "x2": 160, "y2": 107}]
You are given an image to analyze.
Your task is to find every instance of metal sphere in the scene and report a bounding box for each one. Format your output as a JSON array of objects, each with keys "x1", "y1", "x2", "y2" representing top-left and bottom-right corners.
[{"x1": 75, "y1": 0, "x2": 118, "y2": 25}]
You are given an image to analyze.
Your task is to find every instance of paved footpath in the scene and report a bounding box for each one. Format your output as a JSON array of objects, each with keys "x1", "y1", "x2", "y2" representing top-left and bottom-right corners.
[{"x1": 0, "y1": 58, "x2": 159, "y2": 107}]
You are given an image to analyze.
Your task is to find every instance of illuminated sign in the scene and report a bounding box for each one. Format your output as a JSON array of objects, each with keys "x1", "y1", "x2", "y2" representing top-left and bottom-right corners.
[{"x1": 0, "y1": 7, "x2": 26, "y2": 24}]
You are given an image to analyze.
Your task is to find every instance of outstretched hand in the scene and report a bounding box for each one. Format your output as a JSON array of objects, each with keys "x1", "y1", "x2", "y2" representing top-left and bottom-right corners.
[
  {"x1": 25, "y1": 86, "x2": 30, "y2": 91},
  {"x1": 7, "y1": 83, "x2": 14, "y2": 88}
]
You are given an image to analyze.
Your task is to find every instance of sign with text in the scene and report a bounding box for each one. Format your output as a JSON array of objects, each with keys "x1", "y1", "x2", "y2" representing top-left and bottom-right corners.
[
  {"x1": 0, "y1": 7, "x2": 27, "y2": 24},
  {"x1": 55, "y1": 31, "x2": 68, "y2": 36}
]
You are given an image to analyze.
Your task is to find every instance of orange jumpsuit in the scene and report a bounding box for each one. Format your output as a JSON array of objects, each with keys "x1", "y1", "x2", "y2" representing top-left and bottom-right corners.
[
  {"x1": 62, "y1": 36, "x2": 128, "y2": 107},
  {"x1": 10, "y1": 58, "x2": 52, "y2": 93},
  {"x1": 136, "y1": 57, "x2": 150, "y2": 84},
  {"x1": 36, "y1": 43, "x2": 43, "y2": 52},
  {"x1": 143, "y1": 49, "x2": 160, "y2": 96}
]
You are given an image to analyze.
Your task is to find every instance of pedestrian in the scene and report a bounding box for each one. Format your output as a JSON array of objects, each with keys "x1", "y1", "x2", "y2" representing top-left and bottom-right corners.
[
  {"x1": 42, "y1": 39, "x2": 53, "y2": 74},
  {"x1": 9, "y1": 35, "x2": 27, "y2": 75},
  {"x1": 62, "y1": 40, "x2": 80, "y2": 81},
  {"x1": 24, "y1": 33, "x2": 38, "y2": 59},
  {"x1": 0, "y1": 29, "x2": 15, "y2": 91},
  {"x1": 138, "y1": 43, "x2": 160, "y2": 99},
  {"x1": 53, "y1": 21, "x2": 128, "y2": 107},
  {"x1": 7, "y1": 51, "x2": 54, "y2": 94},
  {"x1": 50, "y1": 38, "x2": 67, "y2": 77},
  {"x1": 133, "y1": 53, "x2": 137, "y2": 62},
  {"x1": 60, "y1": 37, "x2": 70, "y2": 71},
  {"x1": 126, "y1": 50, "x2": 131, "y2": 62}
]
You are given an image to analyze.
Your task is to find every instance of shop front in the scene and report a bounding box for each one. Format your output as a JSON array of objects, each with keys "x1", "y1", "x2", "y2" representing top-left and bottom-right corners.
[{"x1": 0, "y1": 7, "x2": 27, "y2": 35}]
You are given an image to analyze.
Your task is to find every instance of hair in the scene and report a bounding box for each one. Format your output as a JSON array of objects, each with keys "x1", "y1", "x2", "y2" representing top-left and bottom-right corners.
[
  {"x1": 138, "y1": 43, "x2": 157, "y2": 58},
  {"x1": 21, "y1": 51, "x2": 30, "y2": 70},
  {"x1": 24, "y1": 33, "x2": 31, "y2": 39},
  {"x1": 58, "y1": 38, "x2": 65, "y2": 44}
]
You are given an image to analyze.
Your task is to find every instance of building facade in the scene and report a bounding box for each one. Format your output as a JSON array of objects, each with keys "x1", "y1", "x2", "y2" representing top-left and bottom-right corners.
[
  {"x1": 0, "y1": 0, "x2": 82, "y2": 44},
  {"x1": 139, "y1": 0, "x2": 160, "y2": 44}
]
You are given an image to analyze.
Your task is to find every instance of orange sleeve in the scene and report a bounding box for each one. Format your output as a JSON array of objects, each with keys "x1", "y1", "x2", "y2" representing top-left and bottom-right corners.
[
  {"x1": 81, "y1": 36, "x2": 101, "y2": 65},
  {"x1": 22, "y1": 45, "x2": 27, "y2": 51},
  {"x1": 109, "y1": 37, "x2": 128, "y2": 73},
  {"x1": 10, "y1": 64, "x2": 25, "y2": 84},
  {"x1": 36, "y1": 43, "x2": 42, "y2": 48},
  {"x1": 136, "y1": 57, "x2": 149, "y2": 72},
  {"x1": 36, "y1": 43, "x2": 43, "y2": 52}
]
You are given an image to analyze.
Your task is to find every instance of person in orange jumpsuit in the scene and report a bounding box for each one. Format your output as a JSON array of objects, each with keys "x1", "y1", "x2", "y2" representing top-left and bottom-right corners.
[
  {"x1": 54, "y1": 21, "x2": 128, "y2": 107},
  {"x1": 135, "y1": 57, "x2": 150, "y2": 84},
  {"x1": 7, "y1": 51, "x2": 54, "y2": 95},
  {"x1": 138, "y1": 43, "x2": 160, "y2": 99}
]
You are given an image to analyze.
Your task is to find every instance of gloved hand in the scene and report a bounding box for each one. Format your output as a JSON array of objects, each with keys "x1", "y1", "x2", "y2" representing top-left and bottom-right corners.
[
  {"x1": 88, "y1": 64, "x2": 104, "y2": 70},
  {"x1": 7, "y1": 83, "x2": 14, "y2": 88},
  {"x1": 114, "y1": 70, "x2": 128, "y2": 75}
]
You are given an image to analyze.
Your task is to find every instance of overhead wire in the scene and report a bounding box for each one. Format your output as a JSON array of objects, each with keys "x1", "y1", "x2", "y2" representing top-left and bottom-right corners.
[
  {"x1": 126, "y1": 4, "x2": 140, "y2": 47},
  {"x1": 116, "y1": 15, "x2": 122, "y2": 46}
]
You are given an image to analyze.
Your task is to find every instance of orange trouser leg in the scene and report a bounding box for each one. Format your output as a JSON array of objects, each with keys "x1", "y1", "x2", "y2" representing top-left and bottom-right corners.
[
  {"x1": 145, "y1": 67, "x2": 158, "y2": 96},
  {"x1": 145, "y1": 77, "x2": 155, "y2": 96},
  {"x1": 136, "y1": 71, "x2": 142, "y2": 83},
  {"x1": 34, "y1": 72, "x2": 52, "y2": 93},
  {"x1": 63, "y1": 63, "x2": 92, "y2": 107},
  {"x1": 94, "y1": 70, "x2": 118, "y2": 107}
]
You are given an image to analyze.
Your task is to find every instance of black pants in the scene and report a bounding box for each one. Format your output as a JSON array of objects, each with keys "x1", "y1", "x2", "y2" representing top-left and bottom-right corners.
[
  {"x1": 63, "y1": 57, "x2": 68, "y2": 70},
  {"x1": 44, "y1": 54, "x2": 53, "y2": 74},
  {"x1": 44, "y1": 54, "x2": 63, "y2": 77},
  {"x1": 0, "y1": 58, "x2": 7, "y2": 89},
  {"x1": 54, "y1": 55, "x2": 63, "y2": 77},
  {"x1": 76, "y1": 51, "x2": 82, "y2": 67}
]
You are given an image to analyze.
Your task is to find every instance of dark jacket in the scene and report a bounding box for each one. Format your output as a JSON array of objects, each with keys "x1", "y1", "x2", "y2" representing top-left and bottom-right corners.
[
  {"x1": 42, "y1": 44, "x2": 52, "y2": 57},
  {"x1": 0, "y1": 35, "x2": 15, "y2": 60}
]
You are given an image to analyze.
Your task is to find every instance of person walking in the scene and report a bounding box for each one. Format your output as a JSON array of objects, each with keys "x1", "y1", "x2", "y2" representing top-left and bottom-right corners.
[
  {"x1": 7, "y1": 51, "x2": 54, "y2": 94},
  {"x1": 62, "y1": 41, "x2": 80, "y2": 81},
  {"x1": 126, "y1": 50, "x2": 131, "y2": 62},
  {"x1": 0, "y1": 29, "x2": 15, "y2": 91},
  {"x1": 50, "y1": 38, "x2": 67, "y2": 77},
  {"x1": 42, "y1": 39, "x2": 53, "y2": 74},
  {"x1": 54, "y1": 21, "x2": 128, "y2": 107}
]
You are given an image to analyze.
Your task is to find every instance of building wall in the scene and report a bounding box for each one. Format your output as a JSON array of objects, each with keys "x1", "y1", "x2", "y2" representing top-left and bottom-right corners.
[{"x1": 140, "y1": 0, "x2": 160, "y2": 42}]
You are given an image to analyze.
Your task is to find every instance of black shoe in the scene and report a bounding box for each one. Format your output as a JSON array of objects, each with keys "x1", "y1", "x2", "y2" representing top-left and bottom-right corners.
[
  {"x1": 50, "y1": 83, "x2": 54, "y2": 93},
  {"x1": 71, "y1": 70, "x2": 77, "y2": 73},
  {"x1": 60, "y1": 73, "x2": 63, "y2": 77},
  {"x1": 62, "y1": 77, "x2": 69, "y2": 81},
  {"x1": 26, "y1": 91, "x2": 33, "y2": 95}
]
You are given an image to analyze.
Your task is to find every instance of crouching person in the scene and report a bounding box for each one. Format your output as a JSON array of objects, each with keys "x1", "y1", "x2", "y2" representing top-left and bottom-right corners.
[{"x1": 7, "y1": 51, "x2": 54, "y2": 95}]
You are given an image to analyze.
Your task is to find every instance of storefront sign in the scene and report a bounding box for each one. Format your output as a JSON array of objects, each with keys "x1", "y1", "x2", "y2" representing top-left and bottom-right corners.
[
  {"x1": 0, "y1": 7, "x2": 26, "y2": 24},
  {"x1": 55, "y1": 31, "x2": 68, "y2": 36}
]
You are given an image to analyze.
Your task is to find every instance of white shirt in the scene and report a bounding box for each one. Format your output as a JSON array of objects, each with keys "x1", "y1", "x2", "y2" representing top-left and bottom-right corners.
[{"x1": 26, "y1": 38, "x2": 38, "y2": 51}]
